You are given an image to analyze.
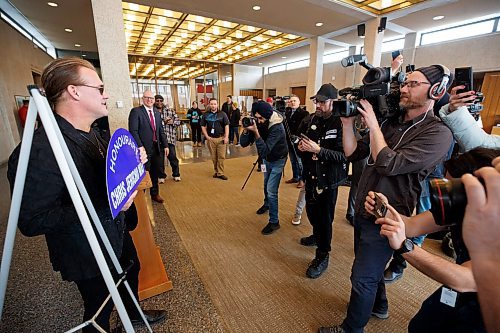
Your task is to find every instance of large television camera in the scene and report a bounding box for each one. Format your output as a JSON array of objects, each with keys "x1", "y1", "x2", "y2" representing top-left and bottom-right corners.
[
  {"x1": 332, "y1": 54, "x2": 404, "y2": 119},
  {"x1": 274, "y1": 96, "x2": 290, "y2": 113}
]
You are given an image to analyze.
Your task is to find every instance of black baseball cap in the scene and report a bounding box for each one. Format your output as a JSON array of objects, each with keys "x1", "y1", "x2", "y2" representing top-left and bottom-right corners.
[{"x1": 310, "y1": 83, "x2": 338, "y2": 102}]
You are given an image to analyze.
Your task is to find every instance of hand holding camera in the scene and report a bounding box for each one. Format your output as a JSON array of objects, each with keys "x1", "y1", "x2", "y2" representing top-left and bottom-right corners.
[
  {"x1": 449, "y1": 86, "x2": 478, "y2": 113},
  {"x1": 462, "y1": 158, "x2": 500, "y2": 258},
  {"x1": 356, "y1": 99, "x2": 379, "y2": 130},
  {"x1": 297, "y1": 134, "x2": 320, "y2": 154}
]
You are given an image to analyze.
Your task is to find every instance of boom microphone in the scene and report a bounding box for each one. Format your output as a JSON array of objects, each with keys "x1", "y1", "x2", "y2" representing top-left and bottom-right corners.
[{"x1": 341, "y1": 54, "x2": 367, "y2": 67}]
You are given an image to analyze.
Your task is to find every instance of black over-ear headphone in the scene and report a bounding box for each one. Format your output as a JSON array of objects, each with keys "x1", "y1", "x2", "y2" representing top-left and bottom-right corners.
[{"x1": 428, "y1": 64, "x2": 451, "y2": 100}]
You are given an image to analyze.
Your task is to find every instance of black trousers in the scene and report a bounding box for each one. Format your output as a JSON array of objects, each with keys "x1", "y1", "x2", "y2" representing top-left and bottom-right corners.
[
  {"x1": 149, "y1": 144, "x2": 162, "y2": 196},
  {"x1": 305, "y1": 185, "x2": 339, "y2": 254},
  {"x1": 75, "y1": 232, "x2": 141, "y2": 332},
  {"x1": 191, "y1": 125, "x2": 202, "y2": 143}
]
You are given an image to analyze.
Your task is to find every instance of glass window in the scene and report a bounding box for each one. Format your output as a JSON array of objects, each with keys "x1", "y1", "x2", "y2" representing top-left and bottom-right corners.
[
  {"x1": 323, "y1": 50, "x2": 349, "y2": 64},
  {"x1": 268, "y1": 64, "x2": 286, "y2": 74},
  {"x1": 381, "y1": 38, "x2": 405, "y2": 52},
  {"x1": 421, "y1": 19, "x2": 496, "y2": 45},
  {"x1": 287, "y1": 59, "x2": 309, "y2": 70}
]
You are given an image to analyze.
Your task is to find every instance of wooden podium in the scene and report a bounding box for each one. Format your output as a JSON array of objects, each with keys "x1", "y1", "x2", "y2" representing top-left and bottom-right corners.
[{"x1": 130, "y1": 173, "x2": 173, "y2": 300}]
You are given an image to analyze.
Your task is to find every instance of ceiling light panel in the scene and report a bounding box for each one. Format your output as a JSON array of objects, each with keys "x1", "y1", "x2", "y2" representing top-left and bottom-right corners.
[
  {"x1": 335, "y1": 0, "x2": 426, "y2": 14},
  {"x1": 123, "y1": 1, "x2": 305, "y2": 78}
]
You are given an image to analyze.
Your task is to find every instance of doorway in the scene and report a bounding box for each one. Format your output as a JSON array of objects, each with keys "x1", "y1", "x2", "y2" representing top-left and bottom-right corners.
[{"x1": 291, "y1": 86, "x2": 306, "y2": 106}]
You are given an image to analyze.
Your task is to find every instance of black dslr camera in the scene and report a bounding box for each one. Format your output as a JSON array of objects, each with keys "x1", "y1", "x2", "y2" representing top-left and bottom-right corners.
[
  {"x1": 241, "y1": 116, "x2": 255, "y2": 128},
  {"x1": 332, "y1": 55, "x2": 404, "y2": 119},
  {"x1": 429, "y1": 178, "x2": 467, "y2": 226}
]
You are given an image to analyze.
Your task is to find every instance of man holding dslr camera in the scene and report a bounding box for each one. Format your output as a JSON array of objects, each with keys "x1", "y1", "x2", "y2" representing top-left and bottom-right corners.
[
  {"x1": 296, "y1": 83, "x2": 348, "y2": 279},
  {"x1": 320, "y1": 65, "x2": 454, "y2": 333},
  {"x1": 366, "y1": 148, "x2": 498, "y2": 332},
  {"x1": 240, "y1": 101, "x2": 288, "y2": 235}
]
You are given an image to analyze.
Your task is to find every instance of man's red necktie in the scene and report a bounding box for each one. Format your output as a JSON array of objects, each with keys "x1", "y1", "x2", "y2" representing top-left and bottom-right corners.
[{"x1": 149, "y1": 110, "x2": 157, "y2": 141}]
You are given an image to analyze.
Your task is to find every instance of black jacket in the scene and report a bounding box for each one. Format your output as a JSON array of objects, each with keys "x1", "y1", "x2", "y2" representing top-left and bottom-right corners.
[
  {"x1": 240, "y1": 111, "x2": 288, "y2": 162},
  {"x1": 221, "y1": 102, "x2": 232, "y2": 116},
  {"x1": 128, "y1": 105, "x2": 168, "y2": 157},
  {"x1": 228, "y1": 108, "x2": 241, "y2": 127},
  {"x1": 285, "y1": 106, "x2": 309, "y2": 137},
  {"x1": 7, "y1": 114, "x2": 136, "y2": 282},
  {"x1": 300, "y1": 114, "x2": 348, "y2": 190}
]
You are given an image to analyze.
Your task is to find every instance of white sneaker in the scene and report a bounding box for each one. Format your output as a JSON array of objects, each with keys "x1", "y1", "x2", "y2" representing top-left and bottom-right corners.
[
  {"x1": 174, "y1": 176, "x2": 181, "y2": 182},
  {"x1": 158, "y1": 178, "x2": 166, "y2": 184},
  {"x1": 291, "y1": 215, "x2": 301, "y2": 225}
]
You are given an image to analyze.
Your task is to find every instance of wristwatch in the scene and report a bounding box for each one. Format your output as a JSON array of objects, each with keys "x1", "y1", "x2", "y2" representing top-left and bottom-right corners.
[{"x1": 394, "y1": 238, "x2": 415, "y2": 256}]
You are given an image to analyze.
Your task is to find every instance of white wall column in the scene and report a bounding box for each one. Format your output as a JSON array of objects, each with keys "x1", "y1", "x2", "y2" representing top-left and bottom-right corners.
[
  {"x1": 90, "y1": 0, "x2": 132, "y2": 132},
  {"x1": 306, "y1": 36, "x2": 325, "y2": 111}
]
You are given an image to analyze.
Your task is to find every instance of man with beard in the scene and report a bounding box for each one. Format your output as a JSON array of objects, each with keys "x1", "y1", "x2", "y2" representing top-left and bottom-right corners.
[
  {"x1": 240, "y1": 101, "x2": 288, "y2": 235},
  {"x1": 319, "y1": 65, "x2": 454, "y2": 333},
  {"x1": 201, "y1": 98, "x2": 230, "y2": 180},
  {"x1": 296, "y1": 84, "x2": 348, "y2": 278}
]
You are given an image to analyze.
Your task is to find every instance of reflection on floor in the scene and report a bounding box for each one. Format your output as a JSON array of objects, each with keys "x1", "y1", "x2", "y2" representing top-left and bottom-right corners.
[{"x1": 175, "y1": 140, "x2": 258, "y2": 165}]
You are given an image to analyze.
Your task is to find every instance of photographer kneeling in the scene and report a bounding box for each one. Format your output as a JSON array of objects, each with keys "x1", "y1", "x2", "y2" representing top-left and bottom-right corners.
[
  {"x1": 367, "y1": 148, "x2": 500, "y2": 333},
  {"x1": 240, "y1": 101, "x2": 288, "y2": 235}
]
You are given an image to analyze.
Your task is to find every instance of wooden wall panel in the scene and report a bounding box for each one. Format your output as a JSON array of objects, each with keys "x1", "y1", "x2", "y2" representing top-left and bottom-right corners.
[{"x1": 481, "y1": 72, "x2": 500, "y2": 133}]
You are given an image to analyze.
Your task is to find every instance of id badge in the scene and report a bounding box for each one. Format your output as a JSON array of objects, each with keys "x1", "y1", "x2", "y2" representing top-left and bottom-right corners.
[
  {"x1": 210, "y1": 128, "x2": 215, "y2": 134},
  {"x1": 440, "y1": 287, "x2": 457, "y2": 307},
  {"x1": 260, "y1": 164, "x2": 267, "y2": 173}
]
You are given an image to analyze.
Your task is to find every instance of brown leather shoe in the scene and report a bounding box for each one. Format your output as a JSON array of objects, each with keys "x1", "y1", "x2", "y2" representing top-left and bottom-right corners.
[
  {"x1": 285, "y1": 178, "x2": 299, "y2": 184},
  {"x1": 296, "y1": 180, "x2": 305, "y2": 188},
  {"x1": 151, "y1": 194, "x2": 164, "y2": 203}
]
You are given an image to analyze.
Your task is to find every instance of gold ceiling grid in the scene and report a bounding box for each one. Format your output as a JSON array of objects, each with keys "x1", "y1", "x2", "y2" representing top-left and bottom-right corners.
[
  {"x1": 128, "y1": 56, "x2": 219, "y2": 80},
  {"x1": 122, "y1": 1, "x2": 305, "y2": 79},
  {"x1": 336, "y1": 0, "x2": 427, "y2": 14}
]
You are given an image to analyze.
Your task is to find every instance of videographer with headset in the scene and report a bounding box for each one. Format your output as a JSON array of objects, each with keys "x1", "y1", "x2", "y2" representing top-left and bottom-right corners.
[
  {"x1": 462, "y1": 155, "x2": 500, "y2": 333},
  {"x1": 296, "y1": 83, "x2": 348, "y2": 279},
  {"x1": 366, "y1": 148, "x2": 499, "y2": 332},
  {"x1": 320, "y1": 65, "x2": 454, "y2": 333},
  {"x1": 240, "y1": 101, "x2": 288, "y2": 235}
]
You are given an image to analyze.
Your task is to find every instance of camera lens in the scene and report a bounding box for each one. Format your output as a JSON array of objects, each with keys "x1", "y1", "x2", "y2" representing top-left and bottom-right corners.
[{"x1": 429, "y1": 178, "x2": 467, "y2": 226}]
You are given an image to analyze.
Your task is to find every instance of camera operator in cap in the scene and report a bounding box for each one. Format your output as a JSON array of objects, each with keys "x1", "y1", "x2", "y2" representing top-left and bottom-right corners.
[
  {"x1": 240, "y1": 101, "x2": 288, "y2": 235},
  {"x1": 7, "y1": 58, "x2": 166, "y2": 332},
  {"x1": 320, "y1": 65, "x2": 454, "y2": 333},
  {"x1": 366, "y1": 148, "x2": 499, "y2": 333},
  {"x1": 296, "y1": 83, "x2": 348, "y2": 279}
]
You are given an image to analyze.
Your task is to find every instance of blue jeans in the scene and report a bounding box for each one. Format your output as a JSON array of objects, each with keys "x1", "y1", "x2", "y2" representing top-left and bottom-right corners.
[
  {"x1": 263, "y1": 158, "x2": 286, "y2": 224},
  {"x1": 342, "y1": 215, "x2": 394, "y2": 333},
  {"x1": 229, "y1": 126, "x2": 240, "y2": 144},
  {"x1": 288, "y1": 149, "x2": 302, "y2": 180}
]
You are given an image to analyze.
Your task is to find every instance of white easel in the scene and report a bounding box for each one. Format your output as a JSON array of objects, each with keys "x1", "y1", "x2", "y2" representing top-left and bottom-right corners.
[{"x1": 0, "y1": 86, "x2": 152, "y2": 333}]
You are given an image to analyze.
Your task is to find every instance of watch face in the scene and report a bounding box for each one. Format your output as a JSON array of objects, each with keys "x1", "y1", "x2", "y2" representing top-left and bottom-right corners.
[{"x1": 404, "y1": 239, "x2": 415, "y2": 252}]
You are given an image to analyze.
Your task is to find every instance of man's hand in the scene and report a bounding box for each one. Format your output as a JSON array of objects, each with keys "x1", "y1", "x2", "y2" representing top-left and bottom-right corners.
[
  {"x1": 365, "y1": 191, "x2": 397, "y2": 221},
  {"x1": 357, "y1": 99, "x2": 379, "y2": 130},
  {"x1": 164, "y1": 147, "x2": 169, "y2": 157},
  {"x1": 375, "y1": 204, "x2": 406, "y2": 250},
  {"x1": 391, "y1": 54, "x2": 403, "y2": 74},
  {"x1": 121, "y1": 190, "x2": 138, "y2": 211},
  {"x1": 462, "y1": 160, "x2": 500, "y2": 258},
  {"x1": 223, "y1": 136, "x2": 229, "y2": 144},
  {"x1": 245, "y1": 123, "x2": 258, "y2": 134},
  {"x1": 340, "y1": 116, "x2": 355, "y2": 127},
  {"x1": 448, "y1": 86, "x2": 477, "y2": 113},
  {"x1": 138, "y1": 147, "x2": 148, "y2": 165},
  {"x1": 298, "y1": 137, "x2": 320, "y2": 154}
]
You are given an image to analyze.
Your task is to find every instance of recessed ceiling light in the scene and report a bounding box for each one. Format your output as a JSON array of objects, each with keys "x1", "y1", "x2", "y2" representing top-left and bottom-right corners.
[
  {"x1": 82, "y1": 54, "x2": 87, "y2": 57},
  {"x1": 64, "y1": 28, "x2": 72, "y2": 33},
  {"x1": 75, "y1": 43, "x2": 81, "y2": 47},
  {"x1": 47, "y1": 2, "x2": 58, "y2": 7},
  {"x1": 252, "y1": 5, "x2": 261, "y2": 11},
  {"x1": 315, "y1": 22, "x2": 323, "y2": 27},
  {"x1": 258, "y1": 62, "x2": 263, "y2": 65},
  {"x1": 433, "y1": 15, "x2": 445, "y2": 20},
  {"x1": 281, "y1": 56, "x2": 287, "y2": 59}
]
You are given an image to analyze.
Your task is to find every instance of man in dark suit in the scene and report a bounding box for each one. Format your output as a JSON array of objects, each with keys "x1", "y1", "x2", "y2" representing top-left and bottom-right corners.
[
  {"x1": 129, "y1": 90, "x2": 169, "y2": 203},
  {"x1": 284, "y1": 94, "x2": 309, "y2": 188}
]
